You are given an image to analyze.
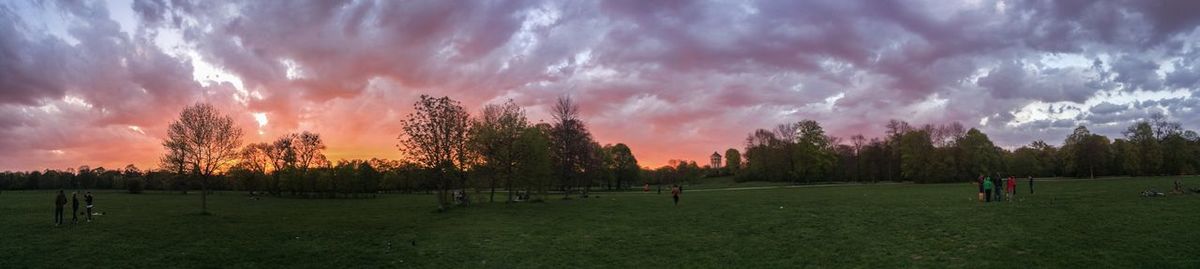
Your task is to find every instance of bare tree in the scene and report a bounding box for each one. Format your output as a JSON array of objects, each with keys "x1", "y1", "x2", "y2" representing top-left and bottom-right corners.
[
  {"x1": 162, "y1": 103, "x2": 244, "y2": 214},
  {"x1": 293, "y1": 131, "x2": 327, "y2": 172},
  {"x1": 291, "y1": 131, "x2": 328, "y2": 196},
  {"x1": 239, "y1": 143, "x2": 272, "y2": 174},
  {"x1": 265, "y1": 135, "x2": 297, "y2": 195}
]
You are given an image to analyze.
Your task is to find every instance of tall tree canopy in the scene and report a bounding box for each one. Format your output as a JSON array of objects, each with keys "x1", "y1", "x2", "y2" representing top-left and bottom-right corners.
[
  {"x1": 549, "y1": 96, "x2": 599, "y2": 198},
  {"x1": 469, "y1": 100, "x2": 528, "y2": 202},
  {"x1": 398, "y1": 95, "x2": 472, "y2": 210}
]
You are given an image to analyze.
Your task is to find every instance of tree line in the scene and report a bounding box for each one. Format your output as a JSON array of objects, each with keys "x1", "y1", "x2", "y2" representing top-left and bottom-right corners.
[
  {"x1": 4, "y1": 97, "x2": 1199, "y2": 210},
  {"x1": 714, "y1": 114, "x2": 1200, "y2": 184},
  {"x1": 0, "y1": 96, "x2": 643, "y2": 212}
]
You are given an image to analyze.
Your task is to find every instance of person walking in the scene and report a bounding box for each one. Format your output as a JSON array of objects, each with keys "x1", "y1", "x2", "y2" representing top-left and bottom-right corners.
[
  {"x1": 54, "y1": 190, "x2": 67, "y2": 226},
  {"x1": 84, "y1": 191, "x2": 95, "y2": 222},
  {"x1": 983, "y1": 177, "x2": 994, "y2": 202},
  {"x1": 670, "y1": 185, "x2": 681, "y2": 205},
  {"x1": 70, "y1": 192, "x2": 80, "y2": 224}
]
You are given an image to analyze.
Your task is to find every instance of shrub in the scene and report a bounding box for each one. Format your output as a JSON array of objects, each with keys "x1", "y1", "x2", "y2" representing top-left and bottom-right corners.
[{"x1": 127, "y1": 178, "x2": 144, "y2": 194}]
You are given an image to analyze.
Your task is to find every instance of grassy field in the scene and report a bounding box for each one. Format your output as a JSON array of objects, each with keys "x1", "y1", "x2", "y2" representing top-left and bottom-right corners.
[
  {"x1": 2, "y1": 177, "x2": 1199, "y2": 268},
  {"x1": 679, "y1": 175, "x2": 792, "y2": 190}
]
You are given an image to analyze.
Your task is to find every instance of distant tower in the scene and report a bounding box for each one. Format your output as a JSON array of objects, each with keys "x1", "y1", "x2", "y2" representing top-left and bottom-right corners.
[{"x1": 710, "y1": 152, "x2": 722, "y2": 169}]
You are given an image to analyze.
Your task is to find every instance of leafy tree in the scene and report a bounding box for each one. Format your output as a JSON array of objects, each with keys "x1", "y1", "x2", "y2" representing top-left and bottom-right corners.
[
  {"x1": 897, "y1": 129, "x2": 935, "y2": 181},
  {"x1": 956, "y1": 128, "x2": 1003, "y2": 179},
  {"x1": 789, "y1": 120, "x2": 836, "y2": 183},
  {"x1": 469, "y1": 100, "x2": 528, "y2": 202},
  {"x1": 1123, "y1": 121, "x2": 1161, "y2": 176},
  {"x1": 398, "y1": 95, "x2": 472, "y2": 210},
  {"x1": 514, "y1": 126, "x2": 554, "y2": 200},
  {"x1": 724, "y1": 148, "x2": 741, "y2": 174},
  {"x1": 549, "y1": 96, "x2": 599, "y2": 198},
  {"x1": 123, "y1": 164, "x2": 144, "y2": 194},
  {"x1": 605, "y1": 143, "x2": 640, "y2": 190},
  {"x1": 1061, "y1": 126, "x2": 1110, "y2": 178}
]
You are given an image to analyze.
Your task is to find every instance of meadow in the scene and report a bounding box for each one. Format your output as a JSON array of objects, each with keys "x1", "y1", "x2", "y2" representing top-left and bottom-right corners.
[{"x1": 2, "y1": 177, "x2": 1199, "y2": 268}]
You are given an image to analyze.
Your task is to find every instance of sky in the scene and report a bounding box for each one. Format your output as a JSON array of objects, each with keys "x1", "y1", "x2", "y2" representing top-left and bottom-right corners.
[{"x1": 2, "y1": 0, "x2": 1200, "y2": 171}]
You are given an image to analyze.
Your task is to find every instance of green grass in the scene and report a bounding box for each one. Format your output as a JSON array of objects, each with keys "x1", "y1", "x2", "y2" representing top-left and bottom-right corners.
[
  {"x1": 678, "y1": 175, "x2": 789, "y2": 190},
  {"x1": 3, "y1": 177, "x2": 1200, "y2": 268}
]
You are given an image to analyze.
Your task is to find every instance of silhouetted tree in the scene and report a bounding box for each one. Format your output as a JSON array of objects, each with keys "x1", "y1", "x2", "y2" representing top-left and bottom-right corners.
[
  {"x1": 162, "y1": 103, "x2": 244, "y2": 214},
  {"x1": 398, "y1": 95, "x2": 472, "y2": 211},
  {"x1": 724, "y1": 148, "x2": 741, "y2": 175},
  {"x1": 605, "y1": 143, "x2": 639, "y2": 190},
  {"x1": 549, "y1": 96, "x2": 599, "y2": 198}
]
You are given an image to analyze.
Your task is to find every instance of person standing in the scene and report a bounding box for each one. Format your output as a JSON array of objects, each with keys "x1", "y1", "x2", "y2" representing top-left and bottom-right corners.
[
  {"x1": 1028, "y1": 176, "x2": 1034, "y2": 194},
  {"x1": 983, "y1": 177, "x2": 994, "y2": 202},
  {"x1": 992, "y1": 176, "x2": 1002, "y2": 202},
  {"x1": 977, "y1": 175, "x2": 985, "y2": 202},
  {"x1": 70, "y1": 192, "x2": 80, "y2": 224},
  {"x1": 670, "y1": 185, "x2": 681, "y2": 205},
  {"x1": 54, "y1": 190, "x2": 67, "y2": 226},
  {"x1": 84, "y1": 191, "x2": 95, "y2": 222},
  {"x1": 1006, "y1": 176, "x2": 1017, "y2": 201}
]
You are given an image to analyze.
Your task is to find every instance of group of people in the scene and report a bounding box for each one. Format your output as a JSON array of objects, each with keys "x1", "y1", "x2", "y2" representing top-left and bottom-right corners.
[
  {"x1": 978, "y1": 175, "x2": 1032, "y2": 203},
  {"x1": 53, "y1": 190, "x2": 95, "y2": 226}
]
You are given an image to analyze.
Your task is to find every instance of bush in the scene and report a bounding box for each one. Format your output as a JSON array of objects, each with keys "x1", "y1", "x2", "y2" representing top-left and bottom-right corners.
[{"x1": 127, "y1": 178, "x2": 144, "y2": 194}]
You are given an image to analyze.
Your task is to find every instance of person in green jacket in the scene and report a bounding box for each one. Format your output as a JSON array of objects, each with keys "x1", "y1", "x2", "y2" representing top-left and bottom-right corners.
[{"x1": 983, "y1": 177, "x2": 994, "y2": 202}]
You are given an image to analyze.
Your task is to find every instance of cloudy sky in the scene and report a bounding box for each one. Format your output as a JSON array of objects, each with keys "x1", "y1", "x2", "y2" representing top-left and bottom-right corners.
[{"x1": 2, "y1": 0, "x2": 1200, "y2": 171}]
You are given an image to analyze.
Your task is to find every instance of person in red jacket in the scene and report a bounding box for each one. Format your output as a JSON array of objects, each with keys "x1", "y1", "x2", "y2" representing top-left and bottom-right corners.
[{"x1": 1006, "y1": 176, "x2": 1017, "y2": 201}]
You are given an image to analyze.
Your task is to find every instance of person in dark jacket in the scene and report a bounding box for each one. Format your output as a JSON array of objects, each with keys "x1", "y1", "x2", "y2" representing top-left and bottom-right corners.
[
  {"x1": 54, "y1": 190, "x2": 67, "y2": 226},
  {"x1": 671, "y1": 185, "x2": 681, "y2": 205},
  {"x1": 71, "y1": 192, "x2": 80, "y2": 224},
  {"x1": 1028, "y1": 176, "x2": 1034, "y2": 194},
  {"x1": 84, "y1": 191, "x2": 94, "y2": 222},
  {"x1": 992, "y1": 176, "x2": 1003, "y2": 202}
]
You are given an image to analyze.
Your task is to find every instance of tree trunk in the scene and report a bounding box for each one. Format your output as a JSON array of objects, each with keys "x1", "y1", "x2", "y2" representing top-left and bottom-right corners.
[
  {"x1": 200, "y1": 173, "x2": 208, "y2": 214},
  {"x1": 505, "y1": 175, "x2": 514, "y2": 202},
  {"x1": 489, "y1": 176, "x2": 496, "y2": 203}
]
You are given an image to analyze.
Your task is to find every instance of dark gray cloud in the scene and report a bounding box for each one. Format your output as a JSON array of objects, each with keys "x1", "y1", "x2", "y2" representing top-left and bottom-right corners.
[{"x1": 1089, "y1": 102, "x2": 1127, "y2": 115}]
